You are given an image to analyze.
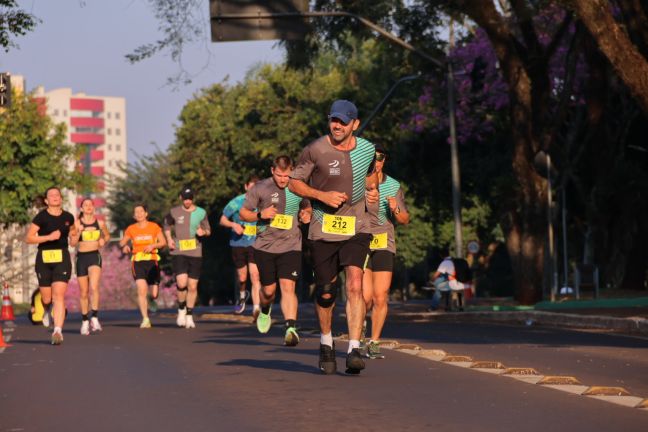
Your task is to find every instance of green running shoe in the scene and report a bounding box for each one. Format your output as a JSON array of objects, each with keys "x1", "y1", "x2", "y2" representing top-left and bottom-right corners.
[
  {"x1": 284, "y1": 326, "x2": 300, "y2": 346},
  {"x1": 256, "y1": 305, "x2": 272, "y2": 334},
  {"x1": 366, "y1": 340, "x2": 385, "y2": 359}
]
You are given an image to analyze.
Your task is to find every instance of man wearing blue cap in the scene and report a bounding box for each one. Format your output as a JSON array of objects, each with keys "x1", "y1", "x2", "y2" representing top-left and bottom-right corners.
[{"x1": 289, "y1": 99, "x2": 379, "y2": 375}]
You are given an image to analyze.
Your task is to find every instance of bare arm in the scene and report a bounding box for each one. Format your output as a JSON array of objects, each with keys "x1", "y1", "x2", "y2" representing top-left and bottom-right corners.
[
  {"x1": 288, "y1": 179, "x2": 348, "y2": 209},
  {"x1": 69, "y1": 220, "x2": 82, "y2": 247},
  {"x1": 220, "y1": 214, "x2": 244, "y2": 235},
  {"x1": 25, "y1": 223, "x2": 57, "y2": 245},
  {"x1": 99, "y1": 220, "x2": 111, "y2": 247},
  {"x1": 239, "y1": 207, "x2": 257, "y2": 222}
]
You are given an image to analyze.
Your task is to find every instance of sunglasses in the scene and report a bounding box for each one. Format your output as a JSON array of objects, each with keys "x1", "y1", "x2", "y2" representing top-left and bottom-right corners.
[{"x1": 375, "y1": 153, "x2": 386, "y2": 162}]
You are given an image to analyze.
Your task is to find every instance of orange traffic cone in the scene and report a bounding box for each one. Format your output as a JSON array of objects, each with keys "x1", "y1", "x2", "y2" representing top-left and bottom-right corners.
[
  {"x1": 1, "y1": 281, "x2": 16, "y2": 322},
  {"x1": 0, "y1": 325, "x2": 10, "y2": 348}
]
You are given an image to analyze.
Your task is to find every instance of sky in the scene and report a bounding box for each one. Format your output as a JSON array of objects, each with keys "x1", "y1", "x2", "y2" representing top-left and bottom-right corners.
[{"x1": 1, "y1": 0, "x2": 285, "y2": 160}]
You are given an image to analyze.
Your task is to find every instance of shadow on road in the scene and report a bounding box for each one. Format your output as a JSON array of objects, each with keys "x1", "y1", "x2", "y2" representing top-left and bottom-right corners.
[{"x1": 217, "y1": 358, "x2": 318, "y2": 374}]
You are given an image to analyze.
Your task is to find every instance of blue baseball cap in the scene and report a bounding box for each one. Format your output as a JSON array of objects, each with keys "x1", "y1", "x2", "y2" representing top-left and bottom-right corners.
[{"x1": 329, "y1": 99, "x2": 358, "y2": 124}]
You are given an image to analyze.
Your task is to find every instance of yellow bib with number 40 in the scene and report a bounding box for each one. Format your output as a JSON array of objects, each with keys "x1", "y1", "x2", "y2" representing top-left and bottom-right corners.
[
  {"x1": 243, "y1": 225, "x2": 257, "y2": 236},
  {"x1": 322, "y1": 214, "x2": 356, "y2": 236},
  {"x1": 370, "y1": 232, "x2": 388, "y2": 250},
  {"x1": 42, "y1": 249, "x2": 63, "y2": 263},
  {"x1": 179, "y1": 239, "x2": 197, "y2": 251},
  {"x1": 270, "y1": 214, "x2": 293, "y2": 230}
]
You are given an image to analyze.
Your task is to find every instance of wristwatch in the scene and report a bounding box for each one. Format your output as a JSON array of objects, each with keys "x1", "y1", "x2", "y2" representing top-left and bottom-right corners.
[
  {"x1": 394, "y1": 206, "x2": 401, "y2": 215},
  {"x1": 257, "y1": 211, "x2": 263, "y2": 221}
]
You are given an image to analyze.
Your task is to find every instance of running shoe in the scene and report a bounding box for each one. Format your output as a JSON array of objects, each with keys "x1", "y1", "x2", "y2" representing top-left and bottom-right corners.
[
  {"x1": 233, "y1": 290, "x2": 250, "y2": 314},
  {"x1": 176, "y1": 307, "x2": 187, "y2": 327},
  {"x1": 366, "y1": 341, "x2": 385, "y2": 359},
  {"x1": 90, "y1": 317, "x2": 102, "y2": 332},
  {"x1": 51, "y1": 330, "x2": 63, "y2": 345},
  {"x1": 256, "y1": 305, "x2": 272, "y2": 334},
  {"x1": 319, "y1": 343, "x2": 336, "y2": 375},
  {"x1": 185, "y1": 315, "x2": 196, "y2": 329},
  {"x1": 345, "y1": 348, "x2": 365, "y2": 375},
  {"x1": 42, "y1": 310, "x2": 51, "y2": 328},
  {"x1": 284, "y1": 326, "x2": 299, "y2": 346},
  {"x1": 139, "y1": 317, "x2": 152, "y2": 329},
  {"x1": 80, "y1": 320, "x2": 90, "y2": 336}
]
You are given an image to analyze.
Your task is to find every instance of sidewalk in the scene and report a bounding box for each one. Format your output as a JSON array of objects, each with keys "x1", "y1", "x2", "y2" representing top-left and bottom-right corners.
[{"x1": 387, "y1": 297, "x2": 648, "y2": 337}]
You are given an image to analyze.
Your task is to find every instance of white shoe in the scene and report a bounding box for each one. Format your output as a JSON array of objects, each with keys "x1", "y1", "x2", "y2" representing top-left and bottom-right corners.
[
  {"x1": 90, "y1": 317, "x2": 102, "y2": 332},
  {"x1": 176, "y1": 308, "x2": 187, "y2": 327},
  {"x1": 140, "y1": 318, "x2": 151, "y2": 329},
  {"x1": 42, "y1": 310, "x2": 51, "y2": 328},
  {"x1": 80, "y1": 320, "x2": 90, "y2": 336},
  {"x1": 185, "y1": 315, "x2": 195, "y2": 329}
]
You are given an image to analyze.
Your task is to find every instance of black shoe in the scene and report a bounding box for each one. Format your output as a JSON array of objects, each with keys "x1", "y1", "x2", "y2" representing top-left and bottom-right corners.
[
  {"x1": 345, "y1": 348, "x2": 365, "y2": 375},
  {"x1": 319, "y1": 343, "x2": 336, "y2": 375}
]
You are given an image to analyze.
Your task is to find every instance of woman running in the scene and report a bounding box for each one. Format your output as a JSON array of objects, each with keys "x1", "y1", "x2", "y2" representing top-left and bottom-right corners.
[
  {"x1": 70, "y1": 198, "x2": 111, "y2": 335},
  {"x1": 119, "y1": 204, "x2": 166, "y2": 328},
  {"x1": 25, "y1": 186, "x2": 78, "y2": 345}
]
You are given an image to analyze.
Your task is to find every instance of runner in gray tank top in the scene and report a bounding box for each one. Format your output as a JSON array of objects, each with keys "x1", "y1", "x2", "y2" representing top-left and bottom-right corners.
[
  {"x1": 362, "y1": 145, "x2": 410, "y2": 359},
  {"x1": 164, "y1": 186, "x2": 211, "y2": 329},
  {"x1": 289, "y1": 99, "x2": 379, "y2": 375},
  {"x1": 240, "y1": 156, "x2": 312, "y2": 346}
]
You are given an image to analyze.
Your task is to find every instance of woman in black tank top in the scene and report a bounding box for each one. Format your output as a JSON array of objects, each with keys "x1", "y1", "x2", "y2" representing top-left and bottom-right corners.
[{"x1": 70, "y1": 198, "x2": 111, "y2": 336}]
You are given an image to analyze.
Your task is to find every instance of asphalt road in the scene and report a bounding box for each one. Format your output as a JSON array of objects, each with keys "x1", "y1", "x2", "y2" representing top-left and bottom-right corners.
[{"x1": 1, "y1": 305, "x2": 647, "y2": 432}]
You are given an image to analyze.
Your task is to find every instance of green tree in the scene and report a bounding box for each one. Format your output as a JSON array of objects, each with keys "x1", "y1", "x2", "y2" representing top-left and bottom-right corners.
[
  {"x1": 0, "y1": 90, "x2": 86, "y2": 226},
  {"x1": 0, "y1": 0, "x2": 39, "y2": 51}
]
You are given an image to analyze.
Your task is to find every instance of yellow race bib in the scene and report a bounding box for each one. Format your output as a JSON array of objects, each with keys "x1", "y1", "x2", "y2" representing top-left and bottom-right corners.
[
  {"x1": 243, "y1": 225, "x2": 257, "y2": 236},
  {"x1": 270, "y1": 214, "x2": 293, "y2": 230},
  {"x1": 42, "y1": 249, "x2": 63, "y2": 263},
  {"x1": 370, "y1": 232, "x2": 388, "y2": 250},
  {"x1": 179, "y1": 239, "x2": 197, "y2": 251},
  {"x1": 81, "y1": 230, "x2": 101, "y2": 242},
  {"x1": 322, "y1": 214, "x2": 356, "y2": 236},
  {"x1": 133, "y1": 251, "x2": 154, "y2": 262}
]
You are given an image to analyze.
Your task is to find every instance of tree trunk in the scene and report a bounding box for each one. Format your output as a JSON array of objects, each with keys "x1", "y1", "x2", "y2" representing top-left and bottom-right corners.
[{"x1": 570, "y1": 0, "x2": 648, "y2": 114}]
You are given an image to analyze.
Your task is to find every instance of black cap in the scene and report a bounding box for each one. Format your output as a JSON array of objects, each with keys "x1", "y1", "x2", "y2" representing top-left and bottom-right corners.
[
  {"x1": 375, "y1": 144, "x2": 388, "y2": 156},
  {"x1": 180, "y1": 187, "x2": 194, "y2": 200}
]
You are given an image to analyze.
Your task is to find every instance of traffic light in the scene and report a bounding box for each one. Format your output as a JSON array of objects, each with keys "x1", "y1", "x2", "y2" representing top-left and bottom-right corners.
[{"x1": 0, "y1": 73, "x2": 11, "y2": 108}]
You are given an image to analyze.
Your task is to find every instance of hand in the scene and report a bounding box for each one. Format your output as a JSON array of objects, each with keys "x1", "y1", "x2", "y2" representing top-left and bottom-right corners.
[
  {"x1": 143, "y1": 245, "x2": 156, "y2": 253},
  {"x1": 49, "y1": 230, "x2": 61, "y2": 241},
  {"x1": 320, "y1": 191, "x2": 348, "y2": 208},
  {"x1": 299, "y1": 209, "x2": 311, "y2": 224},
  {"x1": 122, "y1": 245, "x2": 131, "y2": 254},
  {"x1": 365, "y1": 184, "x2": 379, "y2": 204},
  {"x1": 262, "y1": 205, "x2": 278, "y2": 220},
  {"x1": 233, "y1": 223, "x2": 244, "y2": 236},
  {"x1": 98, "y1": 238, "x2": 106, "y2": 248},
  {"x1": 196, "y1": 227, "x2": 205, "y2": 237},
  {"x1": 387, "y1": 196, "x2": 398, "y2": 212},
  {"x1": 168, "y1": 239, "x2": 176, "y2": 250}
]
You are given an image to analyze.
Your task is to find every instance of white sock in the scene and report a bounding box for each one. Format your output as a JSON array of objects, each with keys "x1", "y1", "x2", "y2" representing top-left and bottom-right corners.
[
  {"x1": 253, "y1": 304, "x2": 260, "y2": 312},
  {"x1": 240, "y1": 291, "x2": 247, "y2": 299},
  {"x1": 320, "y1": 332, "x2": 333, "y2": 348},
  {"x1": 348, "y1": 339, "x2": 360, "y2": 353},
  {"x1": 53, "y1": 326, "x2": 62, "y2": 334}
]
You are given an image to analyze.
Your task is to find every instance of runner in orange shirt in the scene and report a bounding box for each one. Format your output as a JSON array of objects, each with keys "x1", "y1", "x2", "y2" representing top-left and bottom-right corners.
[{"x1": 119, "y1": 204, "x2": 166, "y2": 328}]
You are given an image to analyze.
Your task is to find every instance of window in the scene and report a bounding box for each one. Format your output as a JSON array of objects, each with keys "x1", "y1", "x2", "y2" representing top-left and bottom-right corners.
[
  {"x1": 108, "y1": 144, "x2": 112, "y2": 151},
  {"x1": 107, "y1": 112, "x2": 112, "y2": 119},
  {"x1": 63, "y1": 110, "x2": 68, "y2": 117},
  {"x1": 115, "y1": 112, "x2": 121, "y2": 120},
  {"x1": 115, "y1": 128, "x2": 121, "y2": 136},
  {"x1": 53, "y1": 109, "x2": 59, "y2": 116},
  {"x1": 107, "y1": 128, "x2": 112, "y2": 135},
  {"x1": 108, "y1": 160, "x2": 113, "y2": 167},
  {"x1": 116, "y1": 144, "x2": 121, "y2": 152}
]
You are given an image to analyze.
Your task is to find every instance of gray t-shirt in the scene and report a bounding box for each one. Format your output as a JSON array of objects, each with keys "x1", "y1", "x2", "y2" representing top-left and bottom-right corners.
[
  {"x1": 163, "y1": 206, "x2": 210, "y2": 257},
  {"x1": 367, "y1": 175, "x2": 407, "y2": 254},
  {"x1": 243, "y1": 177, "x2": 308, "y2": 253},
  {"x1": 291, "y1": 136, "x2": 375, "y2": 242}
]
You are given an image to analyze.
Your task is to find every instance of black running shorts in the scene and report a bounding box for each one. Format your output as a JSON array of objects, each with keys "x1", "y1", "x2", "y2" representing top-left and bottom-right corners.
[
  {"x1": 172, "y1": 255, "x2": 203, "y2": 280},
  {"x1": 35, "y1": 249, "x2": 72, "y2": 286},
  {"x1": 366, "y1": 250, "x2": 395, "y2": 272},
  {"x1": 76, "y1": 250, "x2": 102, "y2": 277},
  {"x1": 132, "y1": 260, "x2": 160, "y2": 285},
  {"x1": 310, "y1": 233, "x2": 372, "y2": 285},
  {"x1": 253, "y1": 249, "x2": 302, "y2": 286},
  {"x1": 231, "y1": 246, "x2": 256, "y2": 269}
]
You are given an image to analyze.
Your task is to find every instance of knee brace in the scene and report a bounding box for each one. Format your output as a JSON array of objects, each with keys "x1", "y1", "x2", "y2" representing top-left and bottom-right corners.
[
  {"x1": 176, "y1": 286, "x2": 188, "y2": 292},
  {"x1": 315, "y1": 283, "x2": 337, "y2": 308}
]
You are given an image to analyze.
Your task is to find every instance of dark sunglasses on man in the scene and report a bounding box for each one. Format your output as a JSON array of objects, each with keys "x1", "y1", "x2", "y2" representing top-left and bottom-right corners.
[{"x1": 375, "y1": 152, "x2": 386, "y2": 162}]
